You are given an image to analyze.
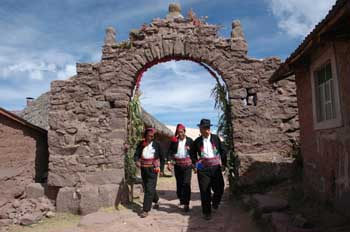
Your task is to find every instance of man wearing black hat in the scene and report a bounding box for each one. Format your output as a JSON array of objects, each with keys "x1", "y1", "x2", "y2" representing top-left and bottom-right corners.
[{"x1": 190, "y1": 119, "x2": 227, "y2": 220}]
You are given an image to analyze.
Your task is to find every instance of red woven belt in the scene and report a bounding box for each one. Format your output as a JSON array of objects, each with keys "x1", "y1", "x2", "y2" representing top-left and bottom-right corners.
[
  {"x1": 140, "y1": 158, "x2": 159, "y2": 168},
  {"x1": 201, "y1": 156, "x2": 221, "y2": 167},
  {"x1": 174, "y1": 157, "x2": 192, "y2": 167}
]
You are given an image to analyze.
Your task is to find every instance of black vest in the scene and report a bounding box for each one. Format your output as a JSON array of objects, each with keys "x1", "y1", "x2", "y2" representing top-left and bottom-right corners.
[
  {"x1": 167, "y1": 136, "x2": 194, "y2": 161},
  {"x1": 189, "y1": 134, "x2": 227, "y2": 166}
]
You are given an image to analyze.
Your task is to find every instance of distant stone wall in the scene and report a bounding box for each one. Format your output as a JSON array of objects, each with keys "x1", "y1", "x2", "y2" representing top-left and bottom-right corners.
[{"x1": 48, "y1": 7, "x2": 298, "y2": 214}]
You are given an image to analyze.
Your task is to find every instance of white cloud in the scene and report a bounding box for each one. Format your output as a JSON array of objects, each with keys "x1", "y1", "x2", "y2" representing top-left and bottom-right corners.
[
  {"x1": 39, "y1": 50, "x2": 76, "y2": 67},
  {"x1": 267, "y1": 0, "x2": 336, "y2": 38},
  {"x1": 113, "y1": 0, "x2": 206, "y2": 21},
  {"x1": 0, "y1": 49, "x2": 78, "y2": 81},
  {"x1": 139, "y1": 61, "x2": 220, "y2": 117},
  {"x1": 0, "y1": 61, "x2": 57, "y2": 80},
  {"x1": 29, "y1": 70, "x2": 44, "y2": 80},
  {"x1": 57, "y1": 64, "x2": 76, "y2": 80}
]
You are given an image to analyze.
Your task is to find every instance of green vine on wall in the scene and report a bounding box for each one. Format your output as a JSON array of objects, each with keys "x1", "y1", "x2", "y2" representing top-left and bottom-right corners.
[
  {"x1": 124, "y1": 91, "x2": 144, "y2": 185},
  {"x1": 208, "y1": 66, "x2": 240, "y2": 184}
]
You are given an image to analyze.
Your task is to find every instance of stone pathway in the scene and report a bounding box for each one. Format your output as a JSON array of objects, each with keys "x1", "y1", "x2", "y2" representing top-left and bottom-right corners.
[{"x1": 14, "y1": 174, "x2": 260, "y2": 232}]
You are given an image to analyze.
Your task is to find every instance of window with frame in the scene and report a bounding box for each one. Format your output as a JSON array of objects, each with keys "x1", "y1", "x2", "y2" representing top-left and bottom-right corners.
[{"x1": 314, "y1": 61, "x2": 336, "y2": 122}]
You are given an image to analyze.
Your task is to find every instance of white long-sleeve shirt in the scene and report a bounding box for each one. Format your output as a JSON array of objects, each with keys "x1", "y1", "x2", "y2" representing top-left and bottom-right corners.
[
  {"x1": 142, "y1": 142, "x2": 155, "y2": 159},
  {"x1": 175, "y1": 138, "x2": 188, "y2": 159},
  {"x1": 202, "y1": 135, "x2": 215, "y2": 158}
]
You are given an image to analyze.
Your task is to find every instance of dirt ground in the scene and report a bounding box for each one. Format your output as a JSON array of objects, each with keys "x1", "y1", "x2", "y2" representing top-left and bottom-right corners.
[{"x1": 8, "y1": 173, "x2": 261, "y2": 232}]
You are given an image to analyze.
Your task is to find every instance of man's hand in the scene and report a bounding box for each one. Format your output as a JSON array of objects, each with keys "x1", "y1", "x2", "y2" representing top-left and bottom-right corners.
[
  {"x1": 135, "y1": 161, "x2": 141, "y2": 168},
  {"x1": 192, "y1": 164, "x2": 197, "y2": 173},
  {"x1": 192, "y1": 166, "x2": 197, "y2": 174},
  {"x1": 167, "y1": 163, "x2": 173, "y2": 172},
  {"x1": 221, "y1": 165, "x2": 226, "y2": 173}
]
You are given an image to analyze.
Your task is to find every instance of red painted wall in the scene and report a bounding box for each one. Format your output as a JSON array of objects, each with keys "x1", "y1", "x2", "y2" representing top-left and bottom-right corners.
[
  {"x1": 295, "y1": 41, "x2": 350, "y2": 216},
  {"x1": 0, "y1": 114, "x2": 48, "y2": 182}
]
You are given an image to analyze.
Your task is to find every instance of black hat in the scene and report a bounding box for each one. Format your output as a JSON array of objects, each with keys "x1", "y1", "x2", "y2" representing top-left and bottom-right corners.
[{"x1": 197, "y1": 118, "x2": 212, "y2": 127}]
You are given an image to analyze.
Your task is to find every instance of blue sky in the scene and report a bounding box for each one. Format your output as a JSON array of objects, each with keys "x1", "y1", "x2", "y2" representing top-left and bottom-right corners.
[{"x1": 0, "y1": 0, "x2": 336, "y2": 128}]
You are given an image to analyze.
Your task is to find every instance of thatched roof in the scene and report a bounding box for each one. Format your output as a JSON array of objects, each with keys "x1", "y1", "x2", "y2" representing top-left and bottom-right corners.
[
  {"x1": 19, "y1": 92, "x2": 172, "y2": 137},
  {"x1": 166, "y1": 125, "x2": 200, "y2": 140},
  {"x1": 21, "y1": 92, "x2": 50, "y2": 130},
  {"x1": 141, "y1": 108, "x2": 173, "y2": 137}
]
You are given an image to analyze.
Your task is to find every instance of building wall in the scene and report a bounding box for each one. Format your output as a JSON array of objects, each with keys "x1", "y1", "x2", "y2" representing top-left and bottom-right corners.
[
  {"x1": 295, "y1": 41, "x2": 350, "y2": 215},
  {"x1": 0, "y1": 114, "x2": 48, "y2": 182}
]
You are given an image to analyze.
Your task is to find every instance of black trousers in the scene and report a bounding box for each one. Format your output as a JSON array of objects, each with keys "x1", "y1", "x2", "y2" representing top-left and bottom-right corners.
[
  {"x1": 160, "y1": 159, "x2": 165, "y2": 173},
  {"x1": 197, "y1": 165, "x2": 224, "y2": 215},
  {"x1": 141, "y1": 167, "x2": 159, "y2": 212},
  {"x1": 174, "y1": 165, "x2": 192, "y2": 205}
]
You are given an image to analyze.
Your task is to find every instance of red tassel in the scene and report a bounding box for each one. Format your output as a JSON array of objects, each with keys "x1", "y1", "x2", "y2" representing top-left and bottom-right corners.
[{"x1": 171, "y1": 136, "x2": 178, "y2": 143}]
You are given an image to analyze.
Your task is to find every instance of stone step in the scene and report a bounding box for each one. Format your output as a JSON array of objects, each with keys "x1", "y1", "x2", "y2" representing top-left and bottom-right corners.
[{"x1": 236, "y1": 152, "x2": 296, "y2": 193}]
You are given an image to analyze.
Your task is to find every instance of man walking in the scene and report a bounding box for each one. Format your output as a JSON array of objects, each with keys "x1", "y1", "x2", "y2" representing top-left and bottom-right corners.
[
  {"x1": 190, "y1": 119, "x2": 227, "y2": 220},
  {"x1": 134, "y1": 128, "x2": 164, "y2": 218},
  {"x1": 167, "y1": 123, "x2": 194, "y2": 212}
]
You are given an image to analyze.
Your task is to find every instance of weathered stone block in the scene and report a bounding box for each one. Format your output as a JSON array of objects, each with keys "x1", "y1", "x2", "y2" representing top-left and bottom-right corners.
[
  {"x1": 162, "y1": 39, "x2": 174, "y2": 56},
  {"x1": 100, "y1": 130, "x2": 126, "y2": 141},
  {"x1": 237, "y1": 152, "x2": 296, "y2": 191},
  {"x1": 173, "y1": 39, "x2": 184, "y2": 55},
  {"x1": 250, "y1": 194, "x2": 289, "y2": 213},
  {"x1": 0, "y1": 219, "x2": 11, "y2": 227},
  {"x1": 98, "y1": 184, "x2": 119, "y2": 207},
  {"x1": 78, "y1": 185, "x2": 100, "y2": 215},
  {"x1": 48, "y1": 172, "x2": 78, "y2": 187},
  {"x1": 84, "y1": 169, "x2": 124, "y2": 185},
  {"x1": 110, "y1": 117, "x2": 127, "y2": 129},
  {"x1": 104, "y1": 92, "x2": 129, "y2": 103},
  {"x1": 25, "y1": 183, "x2": 45, "y2": 199},
  {"x1": 113, "y1": 100, "x2": 129, "y2": 108},
  {"x1": 19, "y1": 212, "x2": 43, "y2": 226},
  {"x1": 76, "y1": 63, "x2": 92, "y2": 75},
  {"x1": 56, "y1": 187, "x2": 80, "y2": 214}
]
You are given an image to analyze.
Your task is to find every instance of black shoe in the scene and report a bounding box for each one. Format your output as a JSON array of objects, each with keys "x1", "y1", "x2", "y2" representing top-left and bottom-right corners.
[
  {"x1": 212, "y1": 204, "x2": 219, "y2": 210},
  {"x1": 140, "y1": 211, "x2": 148, "y2": 218},
  {"x1": 183, "y1": 205, "x2": 190, "y2": 212},
  {"x1": 153, "y1": 202, "x2": 160, "y2": 209},
  {"x1": 203, "y1": 213, "x2": 212, "y2": 220}
]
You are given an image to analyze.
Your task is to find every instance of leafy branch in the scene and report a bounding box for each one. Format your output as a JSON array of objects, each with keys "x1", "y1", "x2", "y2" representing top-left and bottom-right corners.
[
  {"x1": 207, "y1": 64, "x2": 240, "y2": 181},
  {"x1": 125, "y1": 91, "x2": 144, "y2": 184}
]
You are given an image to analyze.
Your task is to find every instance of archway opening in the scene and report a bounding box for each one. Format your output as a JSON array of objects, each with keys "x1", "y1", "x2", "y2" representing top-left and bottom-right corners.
[
  {"x1": 124, "y1": 58, "x2": 237, "y2": 188},
  {"x1": 139, "y1": 60, "x2": 221, "y2": 130}
]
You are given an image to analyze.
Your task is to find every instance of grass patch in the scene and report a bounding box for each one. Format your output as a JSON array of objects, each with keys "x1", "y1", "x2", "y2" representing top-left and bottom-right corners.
[
  {"x1": 100, "y1": 206, "x2": 120, "y2": 213},
  {"x1": 8, "y1": 213, "x2": 80, "y2": 232}
]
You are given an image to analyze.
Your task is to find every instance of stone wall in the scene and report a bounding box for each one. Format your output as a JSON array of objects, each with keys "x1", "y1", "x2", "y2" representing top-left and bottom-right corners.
[{"x1": 48, "y1": 7, "x2": 298, "y2": 213}]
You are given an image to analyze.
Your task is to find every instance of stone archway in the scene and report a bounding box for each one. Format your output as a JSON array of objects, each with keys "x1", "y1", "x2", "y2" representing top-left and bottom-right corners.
[{"x1": 48, "y1": 5, "x2": 298, "y2": 214}]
